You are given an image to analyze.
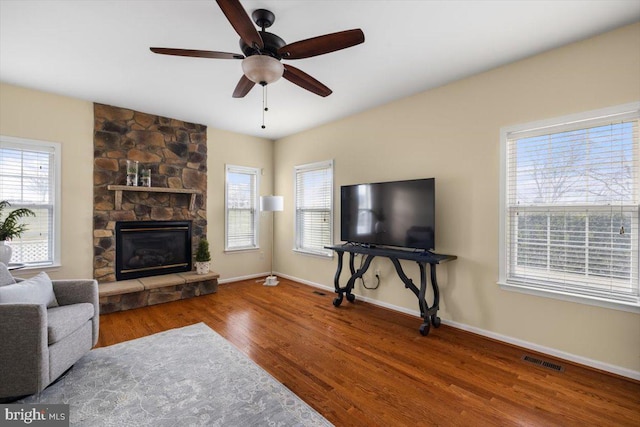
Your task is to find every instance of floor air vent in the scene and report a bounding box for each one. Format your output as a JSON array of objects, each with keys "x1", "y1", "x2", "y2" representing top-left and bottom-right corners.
[
  {"x1": 312, "y1": 291, "x2": 326, "y2": 296},
  {"x1": 521, "y1": 355, "x2": 565, "y2": 372}
]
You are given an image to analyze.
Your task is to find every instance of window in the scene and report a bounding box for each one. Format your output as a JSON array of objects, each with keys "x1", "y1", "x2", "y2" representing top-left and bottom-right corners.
[
  {"x1": 225, "y1": 165, "x2": 259, "y2": 251},
  {"x1": 294, "y1": 160, "x2": 333, "y2": 257},
  {"x1": 499, "y1": 103, "x2": 640, "y2": 311},
  {"x1": 0, "y1": 136, "x2": 60, "y2": 267}
]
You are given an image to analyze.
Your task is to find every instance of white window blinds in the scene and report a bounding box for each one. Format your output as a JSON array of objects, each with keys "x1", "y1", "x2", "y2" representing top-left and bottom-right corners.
[
  {"x1": 0, "y1": 137, "x2": 58, "y2": 266},
  {"x1": 294, "y1": 160, "x2": 333, "y2": 257},
  {"x1": 503, "y1": 105, "x2": 639, "y2": 308},
  {"x1": 225, "y1": 165, "x2": 259, "y2": 251}
]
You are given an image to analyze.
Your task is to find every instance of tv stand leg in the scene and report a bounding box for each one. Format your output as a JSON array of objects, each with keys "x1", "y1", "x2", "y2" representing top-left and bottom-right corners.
[
  {"x1": 332, "y1": 251, "x2": 345, "y2": 306},
  {"x1": 418, "y1": 262, "x2": 441, "y2": 335},
  {"x1": 429, "y1": 263, "x2": 441, "y2": 328},
  {"x1": 390, "y1": 258, "x2": 440, "y2": 336},
  {"x1": 332, "y1": 252, "x2": 374, "y2": 307}
]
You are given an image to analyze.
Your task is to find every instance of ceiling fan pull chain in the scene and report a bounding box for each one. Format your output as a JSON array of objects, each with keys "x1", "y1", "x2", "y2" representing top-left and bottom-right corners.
[{"x1": 261, "y1": 84, "x2": 267, "y2": 129}]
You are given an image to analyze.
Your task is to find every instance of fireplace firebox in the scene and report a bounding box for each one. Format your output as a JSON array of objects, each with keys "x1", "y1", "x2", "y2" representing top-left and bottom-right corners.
[{"x1": 115, "y1": 220, "x2": 192, "y2": 280}]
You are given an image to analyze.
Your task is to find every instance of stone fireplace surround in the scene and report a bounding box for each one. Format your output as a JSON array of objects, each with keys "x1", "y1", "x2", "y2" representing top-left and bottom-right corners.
[{"x1": 93, "y1": 103, "x2": 207, "y2": 283}]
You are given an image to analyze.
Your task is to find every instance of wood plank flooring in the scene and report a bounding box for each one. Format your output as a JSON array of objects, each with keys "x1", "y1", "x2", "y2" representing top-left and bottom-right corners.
[{"x1": 97, "y1": 278, "x2": 640, "y2": 426}]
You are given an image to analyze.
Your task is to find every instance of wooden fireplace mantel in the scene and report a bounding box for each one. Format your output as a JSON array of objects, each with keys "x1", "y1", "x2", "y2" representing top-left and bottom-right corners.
[{"x1": 107, "y1": 185, "x2": 200, "y2": 211}]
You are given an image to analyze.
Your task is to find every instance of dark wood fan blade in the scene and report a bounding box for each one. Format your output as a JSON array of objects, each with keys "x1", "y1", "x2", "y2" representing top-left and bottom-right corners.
[
  {"x1": 232, "y1": 75, "x2": 256, "y2": 98},
  {"x1": 283, "y1": 65, "x2": 332, "y2": 97},
  {"x1": 150, "y1": 47, "x2": 244, "y2": 60},
  {"x1": 216, "y1": 0, "x2": 263, "y2": 49},
  {"x1": 278, "y1": 29, "x2": 364, "y2": 59}
]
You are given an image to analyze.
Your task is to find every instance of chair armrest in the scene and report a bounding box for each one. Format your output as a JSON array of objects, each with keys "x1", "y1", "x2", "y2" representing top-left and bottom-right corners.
[
  {"x1": 0, "y1": 304, "x2": 49, "y2": 397},
  {"x1": 52, "y1": 279, "x2": 99, "y2": 347}
]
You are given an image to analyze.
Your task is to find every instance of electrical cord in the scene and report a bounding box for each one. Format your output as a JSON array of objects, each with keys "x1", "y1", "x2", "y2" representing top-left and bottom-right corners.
[
  {"x1": 356, "y1": 254, "x2": 380, "y2": 290},
  {"x1": 363, "y1": 273, "x2": 380, "y2": 290}
]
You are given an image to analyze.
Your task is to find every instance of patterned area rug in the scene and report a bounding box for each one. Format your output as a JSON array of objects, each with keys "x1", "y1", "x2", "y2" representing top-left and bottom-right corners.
[{"x1": 20, "y1": 323, "x2": 332, "y2": 426}]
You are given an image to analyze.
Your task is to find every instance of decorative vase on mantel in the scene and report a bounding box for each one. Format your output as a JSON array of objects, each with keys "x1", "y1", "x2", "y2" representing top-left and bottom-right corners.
[{"x1": 0, "y1": 240, "x2": 12, "y2": 265}]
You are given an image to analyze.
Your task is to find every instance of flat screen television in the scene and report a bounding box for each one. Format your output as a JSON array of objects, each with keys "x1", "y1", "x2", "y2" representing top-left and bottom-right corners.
[{"x1": 340, "y1": 178, "x2": 435, "y2": 250}]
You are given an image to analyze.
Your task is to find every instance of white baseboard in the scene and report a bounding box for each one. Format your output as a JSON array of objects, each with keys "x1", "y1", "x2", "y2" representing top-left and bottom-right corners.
[
  {"x1": 218, "y1": 272, "x2": 269, "y2": 284},
  {"x1": 439, "y1": 318, "x2": 640, "y2": 381},
  {"x1": 276, "y1": 272, "x2": 640, "y2": 381}
]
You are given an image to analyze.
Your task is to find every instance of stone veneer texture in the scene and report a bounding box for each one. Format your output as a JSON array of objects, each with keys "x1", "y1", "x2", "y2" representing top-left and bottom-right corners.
[{"x1": 93, "y1": 103, "x2": 207, "y2": 283}]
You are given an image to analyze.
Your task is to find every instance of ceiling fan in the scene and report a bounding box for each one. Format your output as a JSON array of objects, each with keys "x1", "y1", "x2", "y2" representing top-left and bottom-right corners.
[{"x1": 150, "y1": 0, "x2": 365, "y2": 99}]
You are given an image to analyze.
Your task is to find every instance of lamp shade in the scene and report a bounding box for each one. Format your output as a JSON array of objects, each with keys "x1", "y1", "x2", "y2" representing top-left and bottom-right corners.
[
  {"x1": 242, "y1": 55, "x2": 284, "y2": 85},
  {"x1": 260, "y1": 195, "x2": 283, "y2": 212}
]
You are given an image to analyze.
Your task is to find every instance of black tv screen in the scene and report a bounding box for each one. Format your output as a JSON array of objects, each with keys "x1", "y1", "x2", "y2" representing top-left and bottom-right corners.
[{"x1": 340, "y1": 178, "x2": 435, "y2": 250}]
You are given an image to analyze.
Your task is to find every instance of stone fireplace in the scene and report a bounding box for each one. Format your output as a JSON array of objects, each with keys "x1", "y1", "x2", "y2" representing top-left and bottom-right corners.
[
  {"x1": 115, "y1": 220, "x2": 192, "y2": 281},
  {"x1": 93, "y1": 103, "x2": 207, "y2": 283}
]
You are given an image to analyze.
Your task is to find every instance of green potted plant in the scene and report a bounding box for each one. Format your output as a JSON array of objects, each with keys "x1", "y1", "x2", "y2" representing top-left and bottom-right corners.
[
  {"x1": 194, "y1": 238, "x2": 211, "y2": 275},
  {"x1": 0, "y1": 200, "x2": 35, "y2": 265}
]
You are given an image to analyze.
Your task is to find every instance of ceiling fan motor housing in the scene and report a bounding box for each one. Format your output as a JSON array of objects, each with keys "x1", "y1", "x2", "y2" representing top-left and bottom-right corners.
[{"x1": 240, "y1": 31, "x2": 286, "y2": 59}]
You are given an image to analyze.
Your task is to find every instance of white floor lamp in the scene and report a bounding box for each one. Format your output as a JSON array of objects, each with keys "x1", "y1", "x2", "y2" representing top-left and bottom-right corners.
[{"x1": 260, "y1": 195, "x2": 283, "y2": 286}]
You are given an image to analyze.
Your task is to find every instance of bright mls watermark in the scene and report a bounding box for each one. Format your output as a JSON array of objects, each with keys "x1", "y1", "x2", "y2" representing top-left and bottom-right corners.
[{"x1": 1, "y1": 405, "x2": 69, "y2": 426}]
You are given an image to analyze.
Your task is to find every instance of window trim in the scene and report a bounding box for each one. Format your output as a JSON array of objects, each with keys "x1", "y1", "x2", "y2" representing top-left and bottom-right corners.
[
  {"x1": 293, "y1": 159, "x2": 334, "y2": 258},
  {"x1": 224, "y1": 164, "x2": 260, "y2": 252},
  {"x1": 0, "y1": 135, "x2": 61, "y2": 268},
  {"x1": 498, "y1": 102, "x2": 640, "y2": 313}
]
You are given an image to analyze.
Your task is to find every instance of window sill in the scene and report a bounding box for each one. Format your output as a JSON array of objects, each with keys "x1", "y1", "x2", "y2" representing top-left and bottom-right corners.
[
  {"x1": 293, "y1": 248, "x2": 334, "y2": 259},
  {"x1": 498, "y1": 281, "x2": 640, "y2": 314},
  {"x1": 224, "y1": 247, "x2": 260, "y2": 254},
  {"x1": 11, "y1": 263, "x2": 61, "y2": 275}
]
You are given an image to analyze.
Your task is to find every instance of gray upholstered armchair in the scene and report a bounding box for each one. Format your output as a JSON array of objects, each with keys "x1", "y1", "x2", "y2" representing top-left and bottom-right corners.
[{"x1": 0, "y1": 272, "x2": 99, "y2": 399}]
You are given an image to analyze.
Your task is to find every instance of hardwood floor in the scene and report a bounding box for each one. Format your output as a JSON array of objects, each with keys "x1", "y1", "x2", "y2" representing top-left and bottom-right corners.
[{"x1": 97, "y1": 278, "x2": 640, "y2": 426}]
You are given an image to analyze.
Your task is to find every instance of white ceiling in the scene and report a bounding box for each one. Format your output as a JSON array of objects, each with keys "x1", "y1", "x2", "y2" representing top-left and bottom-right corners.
[{"x1": 1, "y1": 1, "x2": 639, "y2": 140}]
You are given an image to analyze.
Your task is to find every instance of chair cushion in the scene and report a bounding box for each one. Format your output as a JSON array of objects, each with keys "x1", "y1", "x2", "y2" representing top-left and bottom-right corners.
[
  {"x1": 0, "y1": 272, "x2": 58, "y2": 307},
  {"x1": 0, "y1": 262, "x2": 16, "y2": 287},
  {"x1": 46, "y1": 303, "x2": 94, "y2": 345}
]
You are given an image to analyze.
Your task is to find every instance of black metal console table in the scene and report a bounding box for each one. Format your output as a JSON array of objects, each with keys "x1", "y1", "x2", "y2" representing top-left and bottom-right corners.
[{"x1": 324, "y1": 244, "x2": 456, "y2": 336}]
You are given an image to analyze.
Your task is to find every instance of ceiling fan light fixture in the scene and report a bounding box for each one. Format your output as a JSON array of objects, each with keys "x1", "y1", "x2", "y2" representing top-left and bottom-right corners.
[{"x1": 242, "y1": 55, "x2": 284, "y2": 85}]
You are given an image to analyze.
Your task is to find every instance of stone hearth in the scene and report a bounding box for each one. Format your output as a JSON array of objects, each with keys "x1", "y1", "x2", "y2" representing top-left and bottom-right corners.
[{"x1": 98, "y1": 271, "x2": 219, "y2": 314}]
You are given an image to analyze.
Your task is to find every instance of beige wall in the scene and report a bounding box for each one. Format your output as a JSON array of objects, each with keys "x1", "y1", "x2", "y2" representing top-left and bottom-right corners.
[
  {"x1": 207, "y1": 128, "x2": 274, "y2": 281},
  {"x1": 0, "y1": 83, "x2": 274, "y2": 282},
  {"x1": 0, "y1": 83, "x2": 94, "y2": 280},
  {"x1": 274, "y1": 23, "x2": 640, "y2": 373}
]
